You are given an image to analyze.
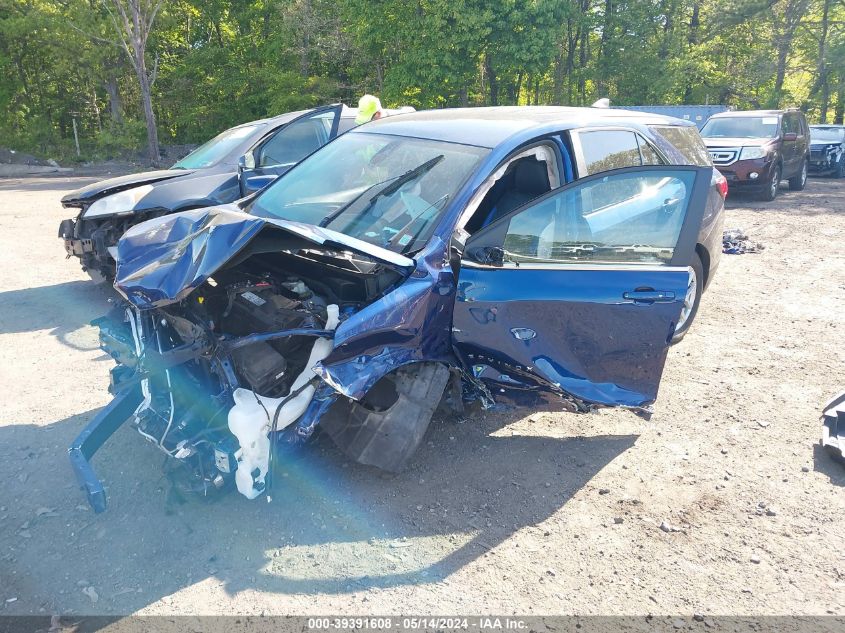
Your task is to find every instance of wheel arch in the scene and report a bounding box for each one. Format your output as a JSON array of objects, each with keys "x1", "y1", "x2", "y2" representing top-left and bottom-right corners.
[{"x1": 695, "y1": 243, "x2": 710, "y2": 287}]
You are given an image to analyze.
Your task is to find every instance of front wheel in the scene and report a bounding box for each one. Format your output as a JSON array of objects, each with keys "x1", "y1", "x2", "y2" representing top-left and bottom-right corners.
[
  {"x1": 758, "y1": 163, "x2": 781, "y2": 201},
  {"x1": 672, "y1": 253, "x2": 704, "y2": 344},
  {"x1": 788, "y1": 158, "x2": 808, "y2": 191},
  {"x1": 836, "y1": 158, "x2": 845, "y2": 179}
]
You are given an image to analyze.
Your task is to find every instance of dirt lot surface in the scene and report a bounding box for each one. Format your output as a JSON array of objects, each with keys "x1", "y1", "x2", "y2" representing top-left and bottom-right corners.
[{"x1": 0, "y1": 175, "x2": 843, "y2": 617}]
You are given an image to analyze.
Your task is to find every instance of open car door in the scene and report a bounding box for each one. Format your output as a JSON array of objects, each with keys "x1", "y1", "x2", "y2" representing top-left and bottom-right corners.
[
  {"x1": 239, "y1": 104, "x2": 343, "y2": 196},
  {"x1": 452, "y1": 165, "x2": 711, "y2": 409}
]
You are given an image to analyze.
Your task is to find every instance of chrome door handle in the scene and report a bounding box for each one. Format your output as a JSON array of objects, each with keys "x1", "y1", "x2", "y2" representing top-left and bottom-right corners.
[{"x1": 623, "y1": 290, "x2": 676, "y2": 304}]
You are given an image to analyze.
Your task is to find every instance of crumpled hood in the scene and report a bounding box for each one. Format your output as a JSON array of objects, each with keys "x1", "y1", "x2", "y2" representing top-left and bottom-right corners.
[
  {"x1": 61, "y1": 169, "x2": 195, "y2": 206},
  {"x1": 114, "y1": 206, "x2": 414, "y2": 310},
  {"x1": 702, "y1": 137, "x2": 775, "y2": 148}
]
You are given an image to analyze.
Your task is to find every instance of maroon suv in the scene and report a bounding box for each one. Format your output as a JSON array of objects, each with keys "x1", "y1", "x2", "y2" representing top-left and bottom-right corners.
[{"x1": 700, "y1": 109, "x2": 810, "y2": 201}]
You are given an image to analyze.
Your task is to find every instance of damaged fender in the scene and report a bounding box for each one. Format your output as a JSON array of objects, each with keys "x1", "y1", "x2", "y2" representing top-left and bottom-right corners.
[{"x1": 315, "y1": 236, "x2": 460, "y2": 400}]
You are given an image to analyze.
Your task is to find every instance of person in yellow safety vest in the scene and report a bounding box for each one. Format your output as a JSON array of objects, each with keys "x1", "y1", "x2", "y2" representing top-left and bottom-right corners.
[
  {"x1": 354, "y1": 95, "x2": 388, "y2": 183},
  {"x1": 355, "y1": 94, "x2": 384, "y2": 125}
]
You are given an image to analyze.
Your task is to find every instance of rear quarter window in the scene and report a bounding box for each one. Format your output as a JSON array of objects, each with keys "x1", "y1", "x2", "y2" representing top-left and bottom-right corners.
[{"x1": 650, "y1": 125, "x2": 712, "y2": 166}]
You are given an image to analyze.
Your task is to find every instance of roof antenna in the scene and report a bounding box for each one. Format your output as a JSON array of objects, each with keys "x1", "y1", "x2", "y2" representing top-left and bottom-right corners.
[{"x1": 592, "y1": 98, "x2": 611, "y2": 108}]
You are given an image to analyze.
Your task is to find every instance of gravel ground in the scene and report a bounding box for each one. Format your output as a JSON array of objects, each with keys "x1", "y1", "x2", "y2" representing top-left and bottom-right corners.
[{"x1": 0, "y1": 175, "x2": 843, "y2": 617}]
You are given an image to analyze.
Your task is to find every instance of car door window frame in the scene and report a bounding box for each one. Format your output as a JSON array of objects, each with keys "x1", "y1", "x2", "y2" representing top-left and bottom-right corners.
[
  {"x1": 455, "y1": 139, "x2": 565, "y2": 233},
  {"x1": 249, "y1": 104, "x2": 343, "y2": 169},
  {"x1": 569, "y1": 126, "x2": 670, "y2": 178},
  {"x1": 463, "y1": 164, "x2": 711, "y2": 270}
]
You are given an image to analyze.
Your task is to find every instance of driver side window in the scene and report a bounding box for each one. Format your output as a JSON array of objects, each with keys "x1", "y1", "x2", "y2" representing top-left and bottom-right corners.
[
  {"x1": 499, "y1": 169, "x2": 697, "y2": 265},
  {"x1": 258, "y1": 115, "x2": 331, "y2": 167}
]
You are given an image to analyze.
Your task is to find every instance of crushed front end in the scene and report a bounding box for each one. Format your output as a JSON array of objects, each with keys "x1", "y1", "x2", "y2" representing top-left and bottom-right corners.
[
  {"x1": 72, "y1": 273, "x2": 342, "y2": 511},
  {"x1": 58, "y1": 205, "x2": 167, "y2": 282},
  {"x1": 68, "y1": 207, "x2": 423, "y2": 512}
]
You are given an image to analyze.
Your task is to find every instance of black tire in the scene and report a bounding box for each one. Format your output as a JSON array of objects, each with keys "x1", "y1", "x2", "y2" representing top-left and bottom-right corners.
[
  {"x1": 320, "y1": 362, "x2": 450, "y2": 472},
  {"x1": 671, "y1": 252, "x2": 704, "y2": 344},
  {"x1": 836, "y1": 158, "x2": 845, "y2": 179},
  {"x1": 758, "y1": 163, "x2": 781, "y2": 201},
  {"x1": 788, "y1": 158, "x2": 808, "y2": 191}
]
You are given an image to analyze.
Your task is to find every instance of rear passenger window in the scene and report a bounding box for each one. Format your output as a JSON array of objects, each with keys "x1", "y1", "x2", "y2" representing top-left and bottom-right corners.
[
  {"x1": 579, "y1": 130, "x2": 642, "y2": 174},
  {"x1": 650, "y1": 125, "x2": 712, "y2": 166}
]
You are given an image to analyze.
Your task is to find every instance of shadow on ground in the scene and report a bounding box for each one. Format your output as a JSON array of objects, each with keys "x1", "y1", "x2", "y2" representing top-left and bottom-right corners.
[
  {"x1": 0, "y1": 280, "x2": 113, "y2": 350},
  {"x1": 812, "y1": 443, "x2": 845, "y2": 487},
  {"x1": 725, "y1": 177, "x2": 845, "y2": 215},
  {"x1": 0, "y1": 403, "x2": 636, "y2": 613}
]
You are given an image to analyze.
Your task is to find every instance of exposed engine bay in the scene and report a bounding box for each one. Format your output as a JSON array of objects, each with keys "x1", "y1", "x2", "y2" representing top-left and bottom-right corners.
[{"x1": 87, "y1": 246, "x2": 406, "y2": 507}]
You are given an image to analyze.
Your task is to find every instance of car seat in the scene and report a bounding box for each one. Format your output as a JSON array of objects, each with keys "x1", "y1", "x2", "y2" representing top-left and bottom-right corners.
[{"x1": 480, "y1": 157, "x2": 552, "y2": 228}]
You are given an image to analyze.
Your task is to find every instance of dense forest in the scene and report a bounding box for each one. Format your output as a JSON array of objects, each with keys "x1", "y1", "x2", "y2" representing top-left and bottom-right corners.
[{"x1": 2, "y1": 0, "x2": 843, "y2": 164}]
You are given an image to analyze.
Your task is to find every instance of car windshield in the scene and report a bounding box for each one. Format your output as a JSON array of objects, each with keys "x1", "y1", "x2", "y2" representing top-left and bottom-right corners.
[
  {"x1": 172, "y1": 124, "x2": 259, "y2": 169},
  {"x1": 811, "y1": 127, "x2": 845, "y2": 142},
  {"x1": 700, "y1": 116, "x2": 779, "y2": 139},
  {"x1": 248, "y1": 132, "x2": 489, "y2": 254}
]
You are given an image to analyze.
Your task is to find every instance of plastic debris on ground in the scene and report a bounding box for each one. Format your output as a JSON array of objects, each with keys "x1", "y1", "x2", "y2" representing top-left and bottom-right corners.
[
  {"x1": 821, "y1": 390, "x2": 845, "y2": 464},
  {"x1": 723, "y1": 228, "x2": 764, "y2": 254}
]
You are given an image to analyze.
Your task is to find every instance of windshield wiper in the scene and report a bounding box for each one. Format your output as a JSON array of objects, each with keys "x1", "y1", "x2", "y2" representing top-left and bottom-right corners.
[
  {"x1": 373, "y1": 154, "x2": 444, "y2": 200},
  {"x1": 318, "y1": 155, "x2": 445, "y2": 228}
]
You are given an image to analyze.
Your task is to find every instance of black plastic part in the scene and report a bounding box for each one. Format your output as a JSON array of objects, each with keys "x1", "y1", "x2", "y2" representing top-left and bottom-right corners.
[
  {"x1": 58, "y1": 218, "x2": 75, "y2": 239},
  {"x1": 67, "y1": 385, "x2": 143, "y2": 513},
  {"x1": 321, "y1": 362, "x2": 450, "y2": 472}
]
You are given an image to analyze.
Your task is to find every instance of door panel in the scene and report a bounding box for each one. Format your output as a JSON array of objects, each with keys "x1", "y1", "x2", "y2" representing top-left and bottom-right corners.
[
  {"x1": 240, "y1": 105, "x2": 342, "y2": 196},
  {"x1": 452, "y1": 165, "x2": 711, "y2": 409},
  {"x1": 454, "y1": 266, "x2": 690, "y2": 407},
  {"x1": 782, "y1": 114, "x2": 798, "y2": 175}
]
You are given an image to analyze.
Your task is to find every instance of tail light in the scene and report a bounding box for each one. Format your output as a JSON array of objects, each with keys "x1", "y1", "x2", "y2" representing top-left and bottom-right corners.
[{"x1": 715, "y1": 172, "x2": 728, "y2": 198}]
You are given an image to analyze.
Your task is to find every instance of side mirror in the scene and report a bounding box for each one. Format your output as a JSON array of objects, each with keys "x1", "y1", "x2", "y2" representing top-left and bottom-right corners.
[
  {"x1": 238, "y1": 151, "x2": 256, "y2": 173},
  {"x1": 783, "y1": 132, "x2": 798, "y2": 142}
]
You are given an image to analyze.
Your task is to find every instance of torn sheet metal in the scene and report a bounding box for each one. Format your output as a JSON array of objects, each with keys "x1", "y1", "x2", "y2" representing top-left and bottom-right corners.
[{"x1": 115, "y1": 207, "x2": 413, "y2": 310}]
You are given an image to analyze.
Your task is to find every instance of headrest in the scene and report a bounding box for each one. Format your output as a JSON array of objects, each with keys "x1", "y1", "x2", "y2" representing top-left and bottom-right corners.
[{"x1": 513, "y1": 158, "x2": 551, "y2": 195}]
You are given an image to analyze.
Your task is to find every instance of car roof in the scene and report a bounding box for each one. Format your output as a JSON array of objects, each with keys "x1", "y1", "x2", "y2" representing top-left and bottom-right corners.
[
  {"x1": 810, "y1": 124, "x2": 844, "y2": 128},
  {"x1": 709, "y1": 109, "x2": 787, "y2": 119},
  {"x1": 351, "y1": 106, "x2": 696, "y2": 148}
]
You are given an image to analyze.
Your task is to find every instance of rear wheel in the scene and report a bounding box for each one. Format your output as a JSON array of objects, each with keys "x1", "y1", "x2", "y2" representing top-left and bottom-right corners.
[
  {"x1": 788, "y1": 158, "x2": 808, "y2": 191},
  {"x1": 758, "y1": 163, "x2": 781, "y2": 201},
  {"x1": 671, "y1": 252, "x2": 704, "y2": 344},
  {"x1": 836, "y1": 158, "x2": 845, "y2": 179}
]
